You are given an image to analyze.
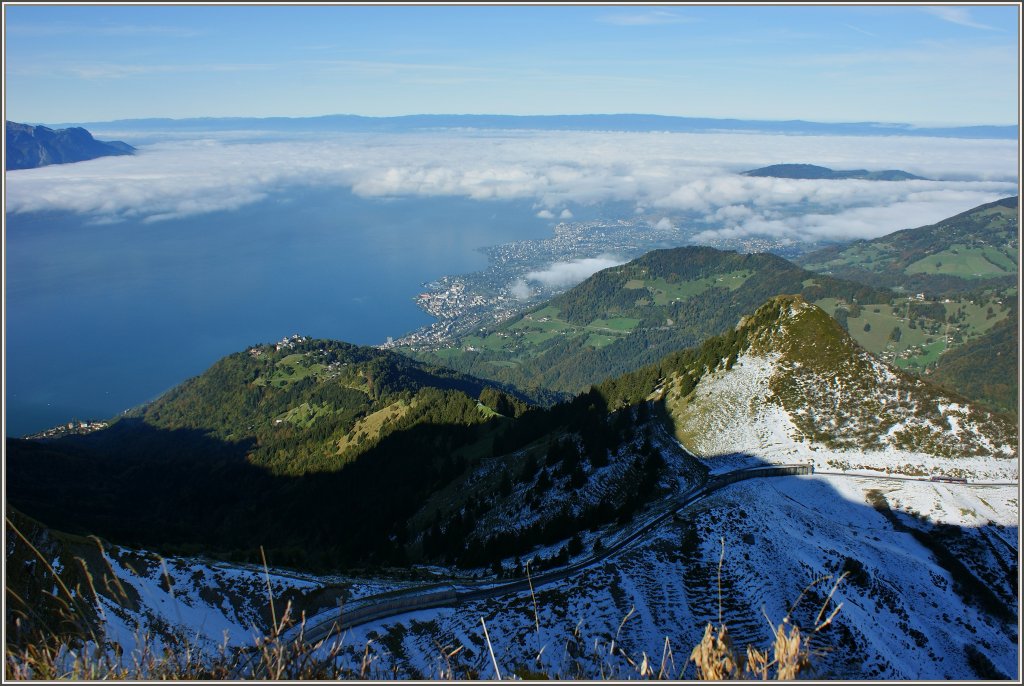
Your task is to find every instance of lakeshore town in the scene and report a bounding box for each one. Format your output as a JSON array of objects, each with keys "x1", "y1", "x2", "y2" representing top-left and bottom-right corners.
[{"x1": 384, "y1": 216, "x2": 798, "y2": 350}]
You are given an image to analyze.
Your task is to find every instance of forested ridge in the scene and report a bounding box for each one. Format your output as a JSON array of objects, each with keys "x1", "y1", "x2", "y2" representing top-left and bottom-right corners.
[
  {"x1": 134, "y1": 337, "x2": 527, "y2": 475},
  {"x1": 928, "y1": 304, "x2": 1019, "y2": 415},
  {"x1": 5, "y1": 335, "x2": 681, "y2": 570}
]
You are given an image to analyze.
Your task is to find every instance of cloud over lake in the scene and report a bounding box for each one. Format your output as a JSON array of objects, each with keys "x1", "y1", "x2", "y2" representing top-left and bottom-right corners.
[{"x1": 6, "y1": 129, "x2": 1017, "y2": 243}]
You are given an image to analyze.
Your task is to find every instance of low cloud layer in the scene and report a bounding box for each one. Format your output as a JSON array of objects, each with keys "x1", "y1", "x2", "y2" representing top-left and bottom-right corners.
[
  {"x1": 6, "y1": 129, "x2": 1017, "y2": 244},
  {"x1": 509, "y1": 254, "x2": 626, "y2": 300},
  {"x1": 524, "y1": 255, "x2": 626, "y2": 289}
]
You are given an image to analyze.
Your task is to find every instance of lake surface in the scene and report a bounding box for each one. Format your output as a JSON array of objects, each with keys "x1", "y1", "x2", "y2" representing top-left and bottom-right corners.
[{"x1": 5, "y1": 188, "x2": 555, "y2": 436}]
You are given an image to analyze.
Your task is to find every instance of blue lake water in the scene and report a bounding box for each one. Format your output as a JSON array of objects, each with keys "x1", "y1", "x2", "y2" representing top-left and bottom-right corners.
[{"x1": 5, "y1": 188, "x2": 557, "y2": 436}]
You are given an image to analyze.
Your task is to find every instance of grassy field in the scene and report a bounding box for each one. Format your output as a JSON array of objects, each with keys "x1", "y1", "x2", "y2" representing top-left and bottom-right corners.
[
  {"x1": 587, "y1": 317, "x2": 642, "y2": 332},
  {"x1": 644, "y1": 270, "x2": 751, "y2": 305},
  {"x1": 585, "y1": 334, "x2": 618, "y2": 349},
  {"x1": 277, "y1": 402, "x2": 337, "y2": 428},
  {"x1": 814, "y1": 294, "x2": 1013, "y2": 371},
  {"x1": 252, "y1": 353, "x2": 329, "y2": 389},
  {"x1": 457, "y1": 305, "x2": 643, "y2": 360},
  {"x1": 335, "y1": 400, "x2": 414, "y2": 455},
  {"x1": 905, "y1": 244, "x2": 1018, "y2": 279},
  {"x1": 803, "y1": 241, "x2": 893, "y2": 272}
]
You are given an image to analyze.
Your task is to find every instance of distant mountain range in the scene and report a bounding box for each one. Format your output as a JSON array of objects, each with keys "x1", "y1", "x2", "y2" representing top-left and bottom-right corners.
[
  {"x1": 5, "y1": 120, "x2": 135, "y2": 170},
  {"x1": 743, "y1": 163, "x2": 925, "y2": 181},
  {"x1": 55, "y1": 113, "x2": 1018, "y2": 140}
]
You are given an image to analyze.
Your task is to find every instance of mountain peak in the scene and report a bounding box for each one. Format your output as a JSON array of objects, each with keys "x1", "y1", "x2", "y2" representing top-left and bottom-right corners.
[
  {"x1": 735, "y1": 293, "x2": 816, "y2": 333},
  {"x1": 5, "y1": 120, "x2": 135, "y2": 170},
  {"x1": 660, "y1": 296, "x2": 1017, "y2": 474},
  {"x1": 735, "y1": 294, "x2": 850, "y2": 361}
]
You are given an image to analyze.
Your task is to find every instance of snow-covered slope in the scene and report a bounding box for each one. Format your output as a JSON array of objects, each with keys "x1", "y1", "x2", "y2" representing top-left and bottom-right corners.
[
  {"x1": 17, "y1": 472, "x2": 1015, "y2": 679},
  {"x1": 5, "y1": 511, "x2": 422, "y2": 658},
  {"x1": 328, "y1": 474, "x2": 1018, "y2": 680},
  {"x1": 663, "y1": 296, "x2": 1018, "y2": 480}
]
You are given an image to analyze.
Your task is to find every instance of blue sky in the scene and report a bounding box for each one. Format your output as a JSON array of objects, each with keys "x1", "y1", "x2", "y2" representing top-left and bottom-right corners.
[{"x1": 3, "y1": 3, "x2": 1020, "y2": 125}]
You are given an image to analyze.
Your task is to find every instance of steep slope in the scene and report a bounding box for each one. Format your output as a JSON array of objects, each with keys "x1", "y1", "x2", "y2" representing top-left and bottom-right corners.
[
  {"x1": 133, "y1": 336, "x2": 528, "y2": 475},
  {"x1": 928, "y1": 308, "x2": 1019, "y2": 415},
  {"x1": 5, "y1": 507, "x2": 319, "y2": 658},
  {"x1": 7, "y1": 333, "x2": 709, "y2": 573},
  {"x1": 6, "y1": 120, "x2": 135, "y2": 169},
  {"x1": 743, "y1": 163, "x2": 925, "y2": 180},
  {"x1": 655, "y1": 296, "x2": 1017, "y2": 478},
  {"x1": 11, "y1": 471, "x2": 1019, "y2": 680},
  {"x1": 797, "y1": 196, "x2": 1018, "y2": 297},
  {"x1": 330, "y1": 475, "x2": 1018, "y2": 680},
  {"x1": 793, "y1": 196, "x2": 1018, "y2": 410},
  {"x1": 5, "y1": 338, "x2": 532, "y2": 567},
  {"x1": 317, "y1": 296, "x2": 1018, "y2": 679},
  {"x1": 417, "y1": 246, "x2": 892, "y2": 397}
]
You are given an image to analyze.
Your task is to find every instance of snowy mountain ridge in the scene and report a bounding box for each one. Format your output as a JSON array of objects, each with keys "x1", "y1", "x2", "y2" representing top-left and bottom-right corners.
[{"x1": 663, "y1": 295, "x2": 1017, "y2": 479}]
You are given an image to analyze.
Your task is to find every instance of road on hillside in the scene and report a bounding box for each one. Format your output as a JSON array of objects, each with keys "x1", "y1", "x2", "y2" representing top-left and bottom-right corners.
[
  {"x1": 295, "y1": 459, "x2": 811, "y2": 643},
  {"x1": 295, "y1": 456, "x2": 1015, "y2": 642},
  {"x1": 814, "y1": 470, "x2": 1018, "y2": 487}
]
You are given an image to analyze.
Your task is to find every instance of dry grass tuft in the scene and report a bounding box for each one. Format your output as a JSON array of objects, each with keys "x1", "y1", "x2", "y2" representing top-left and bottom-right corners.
[{"x1": 688, "y1": 572, "x2": 847, "y2": 680}]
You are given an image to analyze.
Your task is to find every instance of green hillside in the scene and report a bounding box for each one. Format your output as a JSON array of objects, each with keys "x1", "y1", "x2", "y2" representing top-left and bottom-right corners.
[
  {"x1": 412, "y1": 246, "x2": 892, "y2": 396},
  {"x1": 132, "y1": 337, "x2": 530, "y2": 476},
  {"x1": 4, "y1": 337, "x2": 680, "y2": 570},
  {"x1": 797, "y1": 196, "x2": 1018, "y2": 297},
  {"x1": 796, "y1": 196, "x2": 1018, "y2": 410},
  {"x1": 928, "y1": 307, "x2": 1019, "y2": 415}
]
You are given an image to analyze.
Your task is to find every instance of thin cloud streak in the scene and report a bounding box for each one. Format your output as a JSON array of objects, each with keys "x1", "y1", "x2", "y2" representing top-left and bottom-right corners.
[
  {"x1": 921, "y1": 7, "x2": 997, "y2": 31},
  {"x1": 843, "y1": 23, "x2": 878, "y2": 38},
  {"x1": 10, "y1": 61, "x2": 276, "y2": 80}
]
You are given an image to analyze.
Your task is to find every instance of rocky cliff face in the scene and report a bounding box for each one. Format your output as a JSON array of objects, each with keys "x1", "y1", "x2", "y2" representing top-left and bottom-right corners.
[{"x1": 6, "y1": 120, "x2": 135, "y2": 170}]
